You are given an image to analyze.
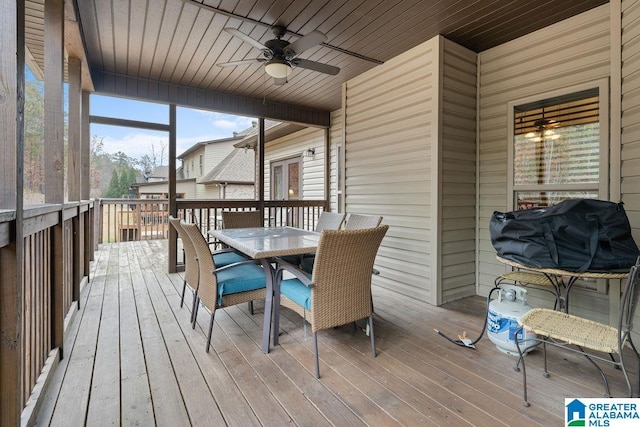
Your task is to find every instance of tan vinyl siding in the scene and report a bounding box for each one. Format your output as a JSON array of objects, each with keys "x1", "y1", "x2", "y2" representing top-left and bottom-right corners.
[
  {"x1": 622, "y1": 0, "x2": 640, "y2": 332},
  {"x1": 477, "y1": 5, "x2": 611, "y2": 320},
  {"x1": 203, "y1": 140, "x2": 236, "y2": 178},
  {"x1": 195, "y1": 184, "x2": 220, "y2": 199},
  {"x1": 343, "y1": 38, "x2": 435, "y2": 302},
  {"x1": 329, "y1": 109, "x2": 343, "y2": 212},
  {"x1": 440, "y1": 39, "x2": 477, "y2": 302},
  {"x1": 622, "y1": 0, "x2": 640, "y2": 247},
  {"x1": 264, "y1": 127, "x2": 325, "y2": 200}
]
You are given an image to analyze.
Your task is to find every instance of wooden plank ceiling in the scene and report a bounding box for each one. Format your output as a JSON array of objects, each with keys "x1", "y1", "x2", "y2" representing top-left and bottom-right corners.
[{"x1": 62, "y1": 0, "x2": 608, "y2": 113}]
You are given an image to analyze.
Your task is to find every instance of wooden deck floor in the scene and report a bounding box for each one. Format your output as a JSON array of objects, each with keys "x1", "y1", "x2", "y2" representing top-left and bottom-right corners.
[{"x1": 34, "y1": 240, "x2": 638, "y2": 426}]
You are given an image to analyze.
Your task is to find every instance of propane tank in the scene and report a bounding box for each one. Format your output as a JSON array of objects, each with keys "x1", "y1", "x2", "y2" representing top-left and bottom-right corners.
[{"x1": 487, "y1": 284, "x2": 537, "y2": 356}]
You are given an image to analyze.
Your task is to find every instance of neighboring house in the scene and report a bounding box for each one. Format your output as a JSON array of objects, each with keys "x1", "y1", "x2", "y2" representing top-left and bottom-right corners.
[
  {"x1": 178, "y1": 134, "x2": 243, "y2": 198},
  {"x1": 145, "y1": 166, "x2": 168, "y2": 182},
  {"x1": 131, "y1": 119, "x2": 326, "y2": 201},
  {"x1": 199, "y1": 148, "x2": 255, "y2": 199},
  {"x1": 132, "y1": 165, "x2": 193, "y2": 199},
  {"x1": 132, "y1": 124, "x2": 264, "y2": 199}
]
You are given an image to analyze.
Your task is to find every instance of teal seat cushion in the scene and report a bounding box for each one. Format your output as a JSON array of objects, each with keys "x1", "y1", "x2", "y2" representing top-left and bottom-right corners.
[
  {"x1": 217, "y1": 263, "x2": 266, "y2": 306},
  {"x1": 280, "y1": 277, "x2": 312, "y2": 310},
  {"x1": 213, "y1": 251, "x2": 247, "y2": 267}
]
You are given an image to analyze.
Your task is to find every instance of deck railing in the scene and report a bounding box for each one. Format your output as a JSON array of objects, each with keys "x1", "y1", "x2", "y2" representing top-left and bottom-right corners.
[
  {"x1": 174, "y1": 199, "x2": 327, "y2": 270},
  {"x1": 97, "y1": 198, "x2": 170, "y2": 243},
  {"x1": 0, "y1": 198, "x2": 327, "y2": 422},
  {"x1": 0, "y1": 201, "x2": 94, "y2": 425},
  {"x1": 98, "y1": 198, "x2": 328, "y2": 272},
  {"x1": 98, "y1": 198, "x2": 328, "y2": 244}
]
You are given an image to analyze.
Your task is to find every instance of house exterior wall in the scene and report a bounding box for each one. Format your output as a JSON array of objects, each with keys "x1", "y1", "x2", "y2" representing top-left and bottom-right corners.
[
  {"x1": 224, "y1": 184, "x2": 254, "y2": 199},
  {"x1": 203, "y1": 140, "x2": 237, "y2": 180},
  {"x1": 137, "y1": 180, "x2": 196, "y2": 198},
  {"x1": 342, "y1": 37, "x2": 436, "y2": 303},
  {"x1": 621, "y1": 0, "x2": 640, "y2": 329},
  {"x1": 263, "y1": 127, "x2": 325, "y2": 200},
  {"x1": 337, "y1": 35, "x2": 477, "y2": 304},
  {"x1": 329, "y1": 109, "x2": 343, "y2": 213},
  {"x1": 622, "y1": 0, "x2": 640, "y2": 254},
  {"x1": 197, "y1": 184, "x2": 221, "y2": 199},
  {"x1": 181, "y1": 146, "x2": 204, "y2": 180},
  {"x1": 477, "y1": 5, "x2": 612, "y2": 320},
  {"x1": 178, "y1": 139, "x2": 241, "y2": 199},
  {"x1": 440, "y1": 38, "x2": 477, "y2": 303}
]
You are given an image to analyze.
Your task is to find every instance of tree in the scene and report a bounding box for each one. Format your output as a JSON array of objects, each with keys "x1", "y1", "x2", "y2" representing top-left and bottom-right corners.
[
  {"x1": 105, "y1": 170, "x2": 120, "y2": 197},
  {"x1": 128, "y1": 168, "x2": 137, "y2": 187},
  {"x1": 24, "y1": 79, "x2": 45, "y2": 197},
  {"x1": 139, "y1": 141, "x2": 167, "y2": 175}
]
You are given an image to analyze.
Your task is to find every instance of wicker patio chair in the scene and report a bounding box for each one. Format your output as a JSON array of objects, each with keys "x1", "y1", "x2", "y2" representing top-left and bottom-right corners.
[
  {"x1": 169, "y1": 216, "x2": 248, "y2": 320},
  {"x1": 169, "y1": 216, "x2": 199, "y2": 320},
  {"x1": 344, "y1": 214, "x2": 383, "y2": 230},
  {"x1": 514, "y1": 256, "x2": 640, "y2": 407},
  {"x1": 221, "y1": 210, "x2": 264, "y2": 229},
  {"x1": 315, "y1": 211, "x2": 346, "y2": 231},
  {"x1": 181, "y1": 222, "x2": 267, "y2": 352},
  {"x1": 276, "y1": 225, "x2": 388, "y2": 378},
  {"x1": 282, "y1": 211, "x2": 346, "y2": 269}
]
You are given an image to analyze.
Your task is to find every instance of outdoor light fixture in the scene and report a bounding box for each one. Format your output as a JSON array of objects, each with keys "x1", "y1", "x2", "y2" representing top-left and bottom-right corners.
[
  {"x1": 305, "y1": 148, "x2": 316, "y2": 158},
  {"x1": 264, "y1": 59, "x2": 292, "y2": 78}
]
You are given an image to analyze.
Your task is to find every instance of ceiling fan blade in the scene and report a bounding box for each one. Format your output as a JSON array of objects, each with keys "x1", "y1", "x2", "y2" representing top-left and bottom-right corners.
[
  {"x1": 283, "y1": 30, "x2": 327, "y2": 57},
  {"x1": 216, "y1": 58, "x2": 264, "y2": 68},
  {"x1": 273, "y1": 77, "x2": 287, "y2": 85},
  {"x1": 292, "y1": 58, "x2": 340, "y2": 75},
  {"x1": 223, "y1": 27, "x2": 267, "y2": 51}
]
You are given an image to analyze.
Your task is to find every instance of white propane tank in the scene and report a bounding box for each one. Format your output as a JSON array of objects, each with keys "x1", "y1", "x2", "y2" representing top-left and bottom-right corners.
[{"x1": 487, "y1": 284, "x2": 537, "y2": 356}]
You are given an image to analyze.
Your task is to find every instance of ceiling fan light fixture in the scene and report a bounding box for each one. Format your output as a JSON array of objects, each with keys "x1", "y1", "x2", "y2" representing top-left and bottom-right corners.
[{"x1": 265, "y1": 59, "x2": 292, "y2": 78}]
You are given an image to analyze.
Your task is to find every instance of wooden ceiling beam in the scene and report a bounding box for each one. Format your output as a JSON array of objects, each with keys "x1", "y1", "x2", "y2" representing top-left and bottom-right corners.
[{"x1": 92, "y1": 69, "x2": 331, "y2": 128}]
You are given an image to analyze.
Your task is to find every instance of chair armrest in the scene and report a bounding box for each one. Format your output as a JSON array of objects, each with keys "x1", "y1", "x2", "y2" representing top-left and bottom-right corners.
[
  {"x1": 211, "y1": 259, "x2": 262, "y2": 275},
  {"x1": 211, "y1": 247, "x2": 240, "y2": 255},
  {"x1": 276, "y1": 259, "x2": 313, "y2": 287}
]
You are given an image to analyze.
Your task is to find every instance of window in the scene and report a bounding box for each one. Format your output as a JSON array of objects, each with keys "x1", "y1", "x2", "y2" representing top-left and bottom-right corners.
[
  {"x1": 199, "y1": 155, "x2": 204, "y2": 176},
  {"x1": 508, "y1": 80, "x2": 609, "y2": 210},
  {"x1": 270, "y1": 156, "x2": 301, "y2": 200}
]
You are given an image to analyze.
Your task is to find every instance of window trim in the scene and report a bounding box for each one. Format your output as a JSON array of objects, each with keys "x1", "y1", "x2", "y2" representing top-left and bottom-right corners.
[{"x1": 507, "y1": 78, "x2": 609, "y2": 210}]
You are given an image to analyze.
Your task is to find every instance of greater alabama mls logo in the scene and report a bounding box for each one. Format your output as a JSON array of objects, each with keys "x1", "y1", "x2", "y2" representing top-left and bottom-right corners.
[{"x1": 566, "y1": 398, "x2": 640, "y2": 426}]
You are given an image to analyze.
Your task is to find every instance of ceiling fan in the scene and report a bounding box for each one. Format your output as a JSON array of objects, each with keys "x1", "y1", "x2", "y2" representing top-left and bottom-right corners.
[{"x1": 217, "y1": 25, "x2": 340, "y2": 85}]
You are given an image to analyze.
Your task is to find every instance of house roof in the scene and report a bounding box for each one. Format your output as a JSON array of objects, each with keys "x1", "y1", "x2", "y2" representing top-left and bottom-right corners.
[
  {"x1": 200, "y1": 148, "x2": 255, "y2": 185},
  {"x1": 233, "y1": 121, "x2": 307, "y2": 149},
  {"x1": 148, "y1": 166, "x2": 168, "y2": 179},
  {"x1": 44, "y1": 0, "x2": 608, "y2": 119},
  {"x1": 177, "y1": 135, "x2": 244, "y2": 159}
]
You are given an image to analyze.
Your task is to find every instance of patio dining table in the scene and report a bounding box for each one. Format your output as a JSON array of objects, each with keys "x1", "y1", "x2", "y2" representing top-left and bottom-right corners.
[
  {"x1": 208, "y1": 226, "x2": 320, "y2": 353},
  {"x1": 496, "y1": 255, "x2": 629, "y2": 312}
]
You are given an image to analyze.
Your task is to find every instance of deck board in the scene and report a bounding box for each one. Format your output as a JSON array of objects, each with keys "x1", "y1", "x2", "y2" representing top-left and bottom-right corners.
[
  {"x1": 129, "y1": 245, "x2": 191, "y2": 426},
  {"x1": 85, "y1": 243, "x2": 122, "y2": 427},
  {"x1": 36, "y1": 240, "x2": 638, "y2": 426}
]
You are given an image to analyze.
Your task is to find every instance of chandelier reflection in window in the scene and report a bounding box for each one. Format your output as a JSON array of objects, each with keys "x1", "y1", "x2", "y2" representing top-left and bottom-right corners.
[{"x1": 525, "y1": 117, "x2": 561, "y2": 205}]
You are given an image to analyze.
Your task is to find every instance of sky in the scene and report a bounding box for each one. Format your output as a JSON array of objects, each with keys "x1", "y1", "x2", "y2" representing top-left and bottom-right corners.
[{"x1": 90, "y1": 94, "x2": 255, "y2": 161}]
